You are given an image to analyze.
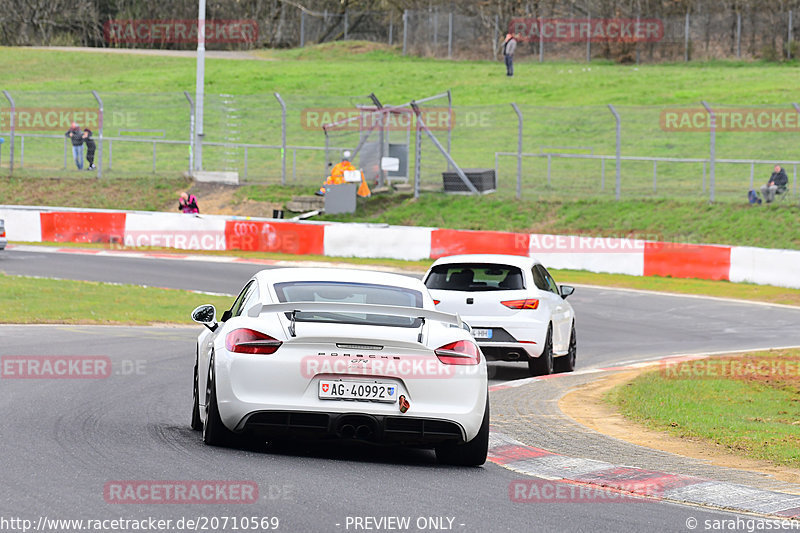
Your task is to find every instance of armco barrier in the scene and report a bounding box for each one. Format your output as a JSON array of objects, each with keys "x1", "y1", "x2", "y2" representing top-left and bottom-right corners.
[
  {"x1": 224, "y1": 219, "x2": 325, "y2": 255},
  {"x1": 2, "y1": 205, "x2": 800, "y2": 290},
  {"x1": 431, "y1": 228, "x2": 528, "y2": 258},
  {"x1": 644, "y1": 242, "x2": 731, "y2": 281}
]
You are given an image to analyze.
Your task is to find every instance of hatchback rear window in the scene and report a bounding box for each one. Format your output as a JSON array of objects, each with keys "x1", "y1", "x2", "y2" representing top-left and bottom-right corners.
[{"x1": 425, "y1": 264, "x2": 525, "y2": 292}]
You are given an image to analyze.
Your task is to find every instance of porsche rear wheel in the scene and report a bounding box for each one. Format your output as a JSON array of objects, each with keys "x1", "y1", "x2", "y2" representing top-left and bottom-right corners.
[
  {"x1": 528, "y1": 324, "x2": 554, "y2": 376},
  {"x1": 190, "y1": 358, "x2": 203, "y2": 431},
  {"x1": 435, "y1": 397, "x2": 489, "y2": 466},
  {"x1": 202, "y1": 356, "x2": 238, "y2": 447}
]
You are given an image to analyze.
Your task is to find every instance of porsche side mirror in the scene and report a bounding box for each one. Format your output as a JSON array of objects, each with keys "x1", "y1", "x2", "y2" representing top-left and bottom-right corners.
[
  {"x1": 191, "y1": 304, "x2": 218, "y2": 331},
  {"x1": 560, "y1": 285, "x2": 575, "y2": 300}
]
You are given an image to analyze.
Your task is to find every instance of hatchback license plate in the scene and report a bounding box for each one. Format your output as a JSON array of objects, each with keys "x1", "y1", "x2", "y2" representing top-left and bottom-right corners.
[
  {"x1": 318, "y1": 380, "x2": 397, "y2": 403},
  {"x1": 472, "y1": 328, "x2": 492, "y2": 339}
]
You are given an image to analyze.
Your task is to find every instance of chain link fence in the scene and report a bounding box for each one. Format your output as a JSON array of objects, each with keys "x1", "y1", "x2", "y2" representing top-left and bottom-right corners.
[{"x1": 2, "y1": 90, "x2": 800, "y2": 204}]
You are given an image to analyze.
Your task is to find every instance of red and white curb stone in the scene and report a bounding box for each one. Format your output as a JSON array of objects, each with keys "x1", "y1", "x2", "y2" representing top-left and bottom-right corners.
[{"x1": 487, "y1": 431, "x2": 800, "y2": 517}]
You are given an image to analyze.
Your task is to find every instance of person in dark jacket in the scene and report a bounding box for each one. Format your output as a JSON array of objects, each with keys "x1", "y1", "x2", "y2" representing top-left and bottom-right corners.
[
  {"x1": 179, "y1": 192, "x2": 199, "y2": 214},
  {"x1": 502, "y1": 33, "x2": 517, "y2": 77},
  {"x1": 82, "y1": 129, "x2": 97, "y2": 170},
  {"x1": 761, "y1": 164, "x2": 788, "y2": 203},
  {"x1": 65, "y1": 122, "x2": 83, "y2": 170}
]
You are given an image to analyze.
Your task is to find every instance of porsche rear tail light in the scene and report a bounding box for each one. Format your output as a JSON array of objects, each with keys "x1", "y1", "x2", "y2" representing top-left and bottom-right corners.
[
  {"x1": 501, "y1": 299, "x2": 539, "y2": 310},
  {"x1": 435, "y1": 340, "x2": 480, "y2": 365},
  {"x1": 225, "y1": 328, "x2": 282, "y2": 354},
  {"x1": 433, "y1": 299, "x2": 441, "y2": 305},
  {"x1": 0, "y1": 230, "x2": 5, "y2": 238}
]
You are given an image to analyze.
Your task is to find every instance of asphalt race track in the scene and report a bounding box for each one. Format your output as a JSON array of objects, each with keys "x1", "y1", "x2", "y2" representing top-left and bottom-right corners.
[{"x1": 3, "y1": 248, "x2": 800, "y2": 532}]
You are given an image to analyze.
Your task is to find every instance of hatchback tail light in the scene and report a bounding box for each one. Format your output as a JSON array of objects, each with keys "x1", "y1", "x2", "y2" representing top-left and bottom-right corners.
[
  {"x1": 225, "y1": 328, "x2": 282, "y2": 354},
  {"x1": 435, "y1": 340, "x2": 480, "y2": 365},
  {"x1": 501, "y1": 299, "x2": 539, "y2": 310},
  {"x1": 0, "y1": 230, "x2": 5, "y2": 238}
]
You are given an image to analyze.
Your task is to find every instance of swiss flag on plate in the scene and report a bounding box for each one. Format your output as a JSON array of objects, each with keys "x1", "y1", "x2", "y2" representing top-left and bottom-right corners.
[{"x1": 322, "y1": 384, "x2": 329, "y2": 392}]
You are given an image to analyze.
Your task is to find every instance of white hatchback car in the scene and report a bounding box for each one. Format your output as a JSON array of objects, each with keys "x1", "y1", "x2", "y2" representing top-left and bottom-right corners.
[{"x1": 423, "y1": 254, "x2": 576, "y2": 376}]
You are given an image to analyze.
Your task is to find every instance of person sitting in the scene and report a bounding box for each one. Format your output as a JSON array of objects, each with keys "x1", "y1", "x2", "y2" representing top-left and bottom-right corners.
[
  {"x1": 317, "y1": 150, "x2": 371, "y2": 197},
  {"x1": 178, "y1": 192, "x2": 199, "y2": 214},
  {"x1": 760, "y1": 164, "x2": 788, "y2": 203}
]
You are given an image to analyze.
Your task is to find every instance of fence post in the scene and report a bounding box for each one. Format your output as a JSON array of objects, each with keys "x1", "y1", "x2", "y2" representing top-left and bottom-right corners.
[
  {"x1": 653, "y1": 160, "x2": 657, "y2": 193},
  {"x1": 388, "y1": 12, "x2": 393, "y2": 46},
  {"x1": 433, "y1": 10, "x2": 438, "y2": 50},
  {"x1": 511, "y1": 103, "x2": 523, "y2": 199},
  {"x1": 736, "y1": 11, "x2": 742, "y2": 58},
  {"x1": 789, "y1": 10, "x2": 793, "y2": 59},
  {"x1": 184, "y1": 91, "x2": 195, "y2": 175},
  {"x1": 413, "y1": 114, "x2": 422, "y2": 199},
  {"x1": 586, "y1": 13, "x2": 591, "y2": 62},
  {"x1": 539, "y1": 17, "x2": 544, "y2": 63},
  {"x1": 493, "y1": 15, "x2": 498, "y2": 60},
  {"x1": 608, "y1": 104, "x2": 621, "y2": 201},
  {"x1": 109, "y1": 140, "x2": 113, "y2": 170},
  {"x1": 601, "y1": 158, "x2": 605, "y2": 191},
  {"x1": 300, "y1": 11, "x2": 305, "y2": 47},
  {"x1": 446, "y1": 89, "x2": 452, "y2": 171},
  {"x1": 20, "y1": 137, "x2": 23, "y2": 168},
  {"x1": 91, "y1": 90, "x2": 103, "y2": 177},
  {"x1": 750, "y1": 161, "x2": 754, "y2": 190},
  {"x1": 701, "y1": 100, "x2": 716, "y2": 203},
  {"x1": 344, "y1": 9, "x2": 349, "y2": 40},
  {"x1": 684, "y1": 10, "x2": 690, "y2": 62},
  {"x1": 64, "y1": 137, "x2": 67, "y2": 169},
  {"x1": 152, "y1": 141, "x2": 156, "y2": 173},
  {"x1": 635, "y1": 13, "x2": 641, "y2": 65},
  {"x1": 403, "y1": 10, "x2": 408, "y2": 55},
  {"x1": 244, "y1": 146, "x2": 248, "y2": 181},
  {"x1": 448, "y1": 12, "x2": 453, "y2": 59},
  {"x1": 2, "y1": 90, "x2": 14, "y2": 174},
  {"x1": 274, "y1": 92, "x2": 287, "y2": 185}
]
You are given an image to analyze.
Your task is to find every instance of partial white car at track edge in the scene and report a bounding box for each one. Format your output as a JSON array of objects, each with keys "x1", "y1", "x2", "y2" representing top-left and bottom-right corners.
[{"x1": 190, "y1": 267, "x2": 489, "y2": 466}]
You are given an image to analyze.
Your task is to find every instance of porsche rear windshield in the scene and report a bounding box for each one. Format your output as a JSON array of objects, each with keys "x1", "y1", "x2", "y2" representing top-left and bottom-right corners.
[
  {"x1": 273, "y1": 281, "x2": 424, "y2": 328},
  {"x1": 425, "y1": 264, "x2": 525, "y2": 292}
]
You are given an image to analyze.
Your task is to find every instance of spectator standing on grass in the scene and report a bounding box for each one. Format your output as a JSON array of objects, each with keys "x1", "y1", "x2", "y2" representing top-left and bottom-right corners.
[
  {"x1": 179, "y1": 192, "x2": 199, "y2": 214},
  {"x1": 82, "y1": 129, "x2": 96, "y2": 170},
  {"x1": 760, "y1": 164, "x2": 788, "y2": 203},
  {"x1": 502, "y1": 33, "x2": 517, "y2": 77},
  {"x1": 65, "y1": 122, "x2": 83, "y2": 170}
]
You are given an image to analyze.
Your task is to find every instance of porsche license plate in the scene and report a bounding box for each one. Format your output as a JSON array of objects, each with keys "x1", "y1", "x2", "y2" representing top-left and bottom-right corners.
[
  {"x1": 318, "y1": 380, "x2": 397, "y2": 403},
  {"x1": 471, "y1": 328, "x2": 492, "y2": 339}
]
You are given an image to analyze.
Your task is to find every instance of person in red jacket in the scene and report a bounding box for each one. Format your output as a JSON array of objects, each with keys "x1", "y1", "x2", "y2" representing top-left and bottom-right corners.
[{"x1": 179, "y1": 192, "x2": 199, "y2": 214}]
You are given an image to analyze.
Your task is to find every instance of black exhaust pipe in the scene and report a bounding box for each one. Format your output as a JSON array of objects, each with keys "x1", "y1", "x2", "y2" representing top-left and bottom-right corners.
[
  {"x1": 339, "y1": 424, "x2": 356, "y2": 439},
  {"x1": 355, "y1": 425, "x2": 374, "y2": 440}
]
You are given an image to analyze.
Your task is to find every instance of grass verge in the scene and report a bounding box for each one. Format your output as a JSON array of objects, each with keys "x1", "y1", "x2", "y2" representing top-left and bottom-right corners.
[
  {"x1": 607, "y1": 350, "x2": 800, "y2": 467},
  {"x1": 0, "y1": 273, "x2": 233, "y2": 325}
]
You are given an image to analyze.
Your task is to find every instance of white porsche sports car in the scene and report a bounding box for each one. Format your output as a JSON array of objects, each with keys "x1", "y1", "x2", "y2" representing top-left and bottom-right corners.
[
  {"x1": 423, "y1": 254, "x2": 576, "y2": 376},
  {"x1": 190, "y1": 267, "x2": 489, "y2": 466}
]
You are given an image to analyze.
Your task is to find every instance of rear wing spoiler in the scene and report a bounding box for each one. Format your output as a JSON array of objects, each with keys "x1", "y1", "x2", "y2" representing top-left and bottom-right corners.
[{"x1": 247, "y1": 301, "x2": 462, "y2": 328}]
